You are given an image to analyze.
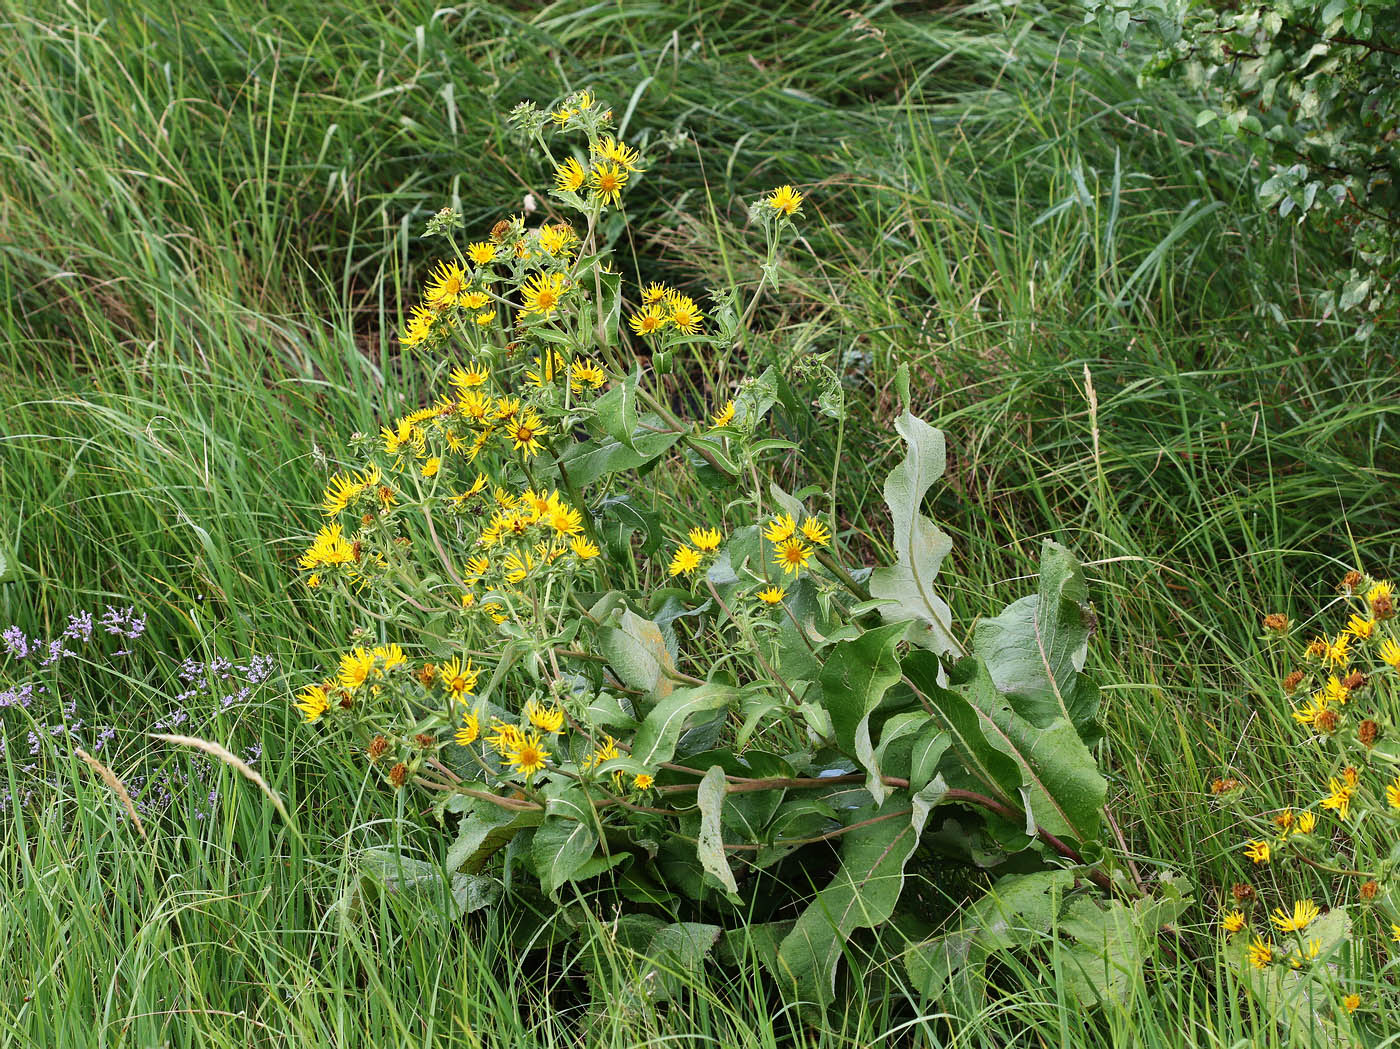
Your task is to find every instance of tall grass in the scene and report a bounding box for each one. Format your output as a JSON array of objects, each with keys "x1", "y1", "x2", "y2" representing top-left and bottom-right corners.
[{"x1": 1, "y1": 0, "x2": 1395, "y2": 1045}]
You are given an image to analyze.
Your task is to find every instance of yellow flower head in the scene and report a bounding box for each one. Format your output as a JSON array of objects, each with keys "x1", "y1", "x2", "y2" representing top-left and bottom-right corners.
[
  {"x1": 294, "y1": 685, "x2": 330, "y2": 723},
  {"x1": 421, "y1": 457, "x2": 441, "y2": 478},
  {"x1": 1244, "y1": 840, "x2": 1270, "y2": 865},
  {"x1": 1366, "y1": 580, "x2": 1393, "y2": 605},
  {"x1": 1321, "y1": 776, "x2": 1355, "y2": 820},
  {"x1": 451, "y1": 363, "x2": 490, "y2": 391},
  {"x1": 1325, "y1": 633, "x2": 1351, "y2": 667},
  {"x1": 688, "y1": 527, "x2": 722, "y2": 552},
  {"x1": 633, "y1": 772, "x2": 654, "y2": 791},
  {"x1": 764, "y1": 184, "x2": 804, "y2": 216},
  {"x1": 507, "y1": 412, "x2": 548, "y2": 458},
  {"x1": 591, "y1": 135, "x2": 642, "y2": 171},
  {"x1": 569, "y1": 359, "x2": 607, "y2": 392},
  {"x1": 505, "y1": 732, "x2": 550, "y2": 779},
  {"x1": 402, "y1": 305, "x2": 436, "y2": 347},
  {"x1": 641, "y1": 282, "x2": 669, "y2": 306},
  {"x1": 439, "y1": 656, "x2": 480, "y2": 699},
  {"x1": 466, "y1": 241, "x2": 497, "y2": 266},
  {"x1": 756, "y1": 585, "x2": 787, "y2": 605},
  {"x1": 1346, "y1": 613, "x2": 1376, "y2": 641},
  {"x1": 337, "y1": 647, "x2": 376, "y2": 693},
  {"x1": 548, "y1": 503, "x2": 584, "y2": 537},
  {"x1": 628, "y1": 304, "x2": 668, "y2": 337},
  {"x1": 1270, "y1": 899, "x2": 1320, "y2": 934},
  {"x1": 526, "y1": 348, "x2": 568, "y2": 387},
  {"x1": 589, "y1": 161, "x2": 629, "y2": 206},
  {"x1": 486, "y1": 719, "x2": 524, "y2": 756},
  {"x1": 538, "y1": 223, "x2": 577, "y2": 257},
  {"x1": 1287, "y1": 938, "x2": 1321, "y2": 969},
  {"x1": 1247, "y1": 936, "x2": 1272, "y2": 970},
  {"x1": 571, "y1": 537, "x2": 600, "y2": 560},
  {"x1": 773, "y1": 537, "x2": 812, "y2": 576},
  {"x1": 1343, "y1": 993, "x2": 1360, "y2": 1014},
  {"x1": 425, "y1": 260, "x2": 470, "y2": 308},
  {"x1": 475, "y1": 309, "x2": 496, "y2": 327},
  {"x1": 711, "y1": 400, "x2": 736, "y2": 428},
  {"x1": 455, "y1": 712, "x2": 480, "y2": 746},
  {"x1": 666, "y1": 294, "x2": 703, "y2": 334},
  {"x1": 1221, "y1": 910, "x2": 1246, "y2": 933},
  {"x1": 1296, "y1": 811, "x2": 1317, "y2": 833},
  {"x1": 372, "y1": 644, "x2": 407, "y2": 671},
  {"x1": 1379, "y1": 637, "x2": 1400, "y2": 669},
  {"x1": 581, "y1": 734, "x2": 620, "y2": 771},
  {"x1": 520, "y1": 272, "x2": 566, "y2": 317},
  {"x1": 800, "y1": 518, "x2": 831, "y2": 546},
  {"x1": 525, "y1": 699, "x2": 566, "y2": 734},
  {"x1": 554, "y1": 157, "x2": 586, "y2": 194},
  {"x1": 669, "y1": 545, "x2": 703, "y2": 577},
  {"x1": 461, "y1": 289, "x2": 490, "y2": 310},
  {"x1": 1385, "y1": 775, "x2": 1400, "y2": 810},
  {"x1": 763, "y1": 513, "x2": 797, "y2": 543}
]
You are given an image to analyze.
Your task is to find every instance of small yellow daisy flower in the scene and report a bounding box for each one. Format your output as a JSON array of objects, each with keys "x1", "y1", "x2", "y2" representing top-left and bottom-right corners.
[
  {"x1": 1244, "y1": 840, "x2": 1270, "y2": 864},
  {"x1": 571, "y1": 537, "x2": 601, "y2": 560},
  {"x1": 756, "y1": 585, "x2": 786, "y2": 605},
  {"x1": 763, "y1": 513, "x2": 796, "y2": 543},
  {"x1": 553, "y1": 157, "x2": 586, "y2": 193},
  {"x1": 439, "y1": 656, "x2": 480, "y2": 700},
  {"x1": 520, "y1": 272, "x2": 566, "y2": 317},
  {"x1": 425, "y1": 260, "x2": 470, "y2": 308},
  {"x1": 338, "y1": 647, "x2": 376, "y2": 693},
  {"x1": 525, "y1": 699, "x2": 566, "y2": 734},
  {"x1": 764, "y1": 184, "x2": 804, "y2": 216},
  {"x1": 466, "y1": 241, "x2": 497, "y2": 266},
  {"x1": 800, "y1": 518, "x2": 831, "y2": 546},
  {"x1": 589, "y1": 161, "x2": 629, "y2": 206},
  {"x1": 1221, "y1": 911, "x2": 1246, "y2": 933},
  {"x1": 1347, "y1": 613, "x2": 1376, "y2": 640},
  {"x1": 628, "y1": 304, "x2": 667, "y2": 336},
  {"x1": 666, "y1": 294, "x2": 702, "y2": 334},
  {"x1": 669, "y1": 546, "x2": 703, "y2": 577},
  {"x1": 1270, "y1": 899, "x2": 1319, "y2": 934},
  {"x1": 1247, "y1": 936, "x2": 1272, "y2": 970},
  {"x1": 1379, "y1": 638, "x2": 1400, "y2": 669},
  {"x1": 421, "y1": 457, "x2": 441, "y2": 478},
  {"x1": 455, "y1": 712, "x2": 480, "y2": 746},
  {"x1": 1343, "y1": 994, "x2": 1360, "y2": 1014},
  {"x1": 688, "y1": 527, "x2": 722, "y2": 552},
  {"x1": 294, "y1": 685, "x2": 330, "y2": 723},
  {"x1": 773, "y1": 537, "x2": 812, "y2": 576},
  {"x1": 633, "y1": 772, "x2": 654, "y2": 791},
  {"x1": 507, "y1": 413, "x2": 547, "y2": 458},
  {"x1": 711, "y1": 400, "x2": 736, "y2": 428},
  {"x1": 505, "y1": 732, "x2": 550, "y2": 779},
  {"x1": 1385, "y1": 775, "x2": 1400, "y2": 810},
  {"x1": 641, "y1": 282, "x2": 669, "y2": 305}
]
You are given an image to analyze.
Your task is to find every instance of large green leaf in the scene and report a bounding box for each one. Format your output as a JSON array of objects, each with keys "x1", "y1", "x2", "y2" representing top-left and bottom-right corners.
[
  {"x1": 868, "y1": 413, "x2": 958, "y2": 655},
  {"x1": 973, "y1": 541, "x2": 1101, "y2": 742},
  {"x1": 819, "y1": 620, "x2": 909, "y2": 804},
  {"x1": 558, "y1": 420, "x2": 681, "y2": 486},
  {"x1": 696, "y1": 765, "x2": 739, "y2": 894},
  {"x1": 446, "y1": 804, "x2": 544, "y2": 874},
  {"x1": 629, "y1": 683, "x2": 736, "y2": 768},
  {"x1": 597, "y1": 604, "x2": 675, "y2": 711},
  {"x1": 774, "y1": 794, "x2": 927, "y2": 1005},
  {"x1": 532, "y1": 815, "x2": 599, "y2": 900}
]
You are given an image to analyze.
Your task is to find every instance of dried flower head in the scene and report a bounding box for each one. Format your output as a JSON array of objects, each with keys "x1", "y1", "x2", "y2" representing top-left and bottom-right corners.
[
  {"x1": 367, "y1": 736, "x2": 389, "y2": 763},
  {"x1": 1282, "y1": 670, "x2": 1304, "y2": 693},
  {"x1": 388, "y1": 762, "x2": 409, "y2": 788},
  {"x1": 1262, "y1": 613, "x2": 1289, "y2": 634}
]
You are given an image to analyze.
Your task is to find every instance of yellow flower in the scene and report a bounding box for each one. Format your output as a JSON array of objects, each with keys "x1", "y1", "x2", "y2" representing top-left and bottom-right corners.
[
  {"x1": 299, "y1": 524, "x2": 356, "y2": 570},
  {"x1": 628, "y1": 304, "x2": 668, "y2": 336},
  {"x1": 688, "y1": 527, "x2": 722, "y2": 552},
  {"x1": 425, "y1": 260, "x2": 470, "y2": 308},
  {"x1": 589, "y1": 161, "x2": 629, "y2": 206},
  {"x1": 503, "y1": 551, "x2": 535, "y2": 584},
  {"x1": 455, "y1": 712, "x2": 480, "y2": 746},
  {"x1": 525, "y1": 699, "x2": 565, "y2": 734},
  {"x1": 1366, "y1": 580, "x2": 1392, "y2": 605},
  {"x1": 402, "y1": 305, "x2": 436, "y2": 347},
  {"x1": 538, "y1": 223, "x2": 577, "y2": 257},
  {"x1": 421, "y1": 457, "x2": 441, "y2": 478},
  {"x1": 764, "y1": 184, "x2": 804, "y2": 216},
  {"x1": 1380, "y1": 637, "x2": 1400, "y2": 669},
  {"x1": 1270, "y1": 899, "x2": 1319, "y2": 934},
  {"x1": 571, "y1": 537, "x2": 600, "y2": 560},
  {"x1": 641, "y1": 282, "x2": 669, "y2": 305},
  {"x1": 451, "y1": 363, "x2": 490, "y2": 390},
  {"x1": 475, "y1": 309, "x2": 496, "y2": 327},
  {"x1": 460, "y1": 592, "x2": 475, "y2": 609},
  {"x1": 459, "y1": 390, "x2": 493, "y2": 423},
  {"x1": 1386, "y1": 775, "x2": 1400, "y2": 810},
  {"x1": 505, "y1": 732, "x2": 550, "y2": 779},
  {"x1": 763, "y1": 513, "x2": 797, "y2": 543},
  {"x1": 633, "y1": 773, "x2": 654, "y2": 791},
  {"x1": 591, "y1": 135, "x2": 642, "y2": 171},
  {"x1": 1296, "y1": 811, "x2": 1317, "y2": 833},
  {"x1": 1221, "y1": 911, "x2": 1246, "y2": 933},
  {"x1": 666, "y1": 294, "x2": 702, "y2": 334},
  {"x1": 338, "y1": 647, "x2": 376, "y2": 692},
  {"x1": 1247, "y1": 936, "x2": 1272, "y2": 969},
  {"x1": 461, "y1": 289, "x2": 490, "y2": 310},
  {"x1": 1321, "y1": 675, "x2": 1350, "y2": 704},
  {"x1": 1287, "y1": 938, "x2": 1320, "y2": 968},
  {"x1": 439, "y1": 656, "x2": 479, "y2": 700},
  {"x1": 581, "y1": 735, "x2": 620, "y2": 771},
  {"x1": 756, "y1": 585, "x2": 786, "y2": 605},
  {"x1": 548, "y1": 504, "x2": 584, "y2": 537},
  {"x1": 486, "y1": 719, "x2": 524, "y2": 756},
  {"x1": 569, "y1": 359, "x2": 607, "y2": 392},
  {"x1": 1343, "y1": 993, "x2": 1360, "y2": 1014},
  {"x1": 466, "y1": 241, "x2": 497, "y2": 266},
  {"x1": 372, "y1": 644, "x2": 407, "y2": 671},
  {"x1": 1244, "y1": 840, "x2": 1270, "y2": 864},
  {"x1": 1322, "y1": 776, "x2": 1355, "y2": 820},
  {"x1": 800, "y1": 518, "x2": 831, "y2": 546},
  {"x1": 1291, "y1": 695, "x2": 1329, "y2": 728},
  {"x1": 294, "y1": 685, "x2": 330, "y2": 723},
  {"x1": 520, "y1": 272, "x2": 566, "y2": 317},
  {"x1": 306, "y1": 574, "x2": 320, "y2": 588},
  {"x1": 554, "y1": 157, "x2": 586, "y2": 193},
  {"x1": 320, "y1": 466, "x2": 379, "y2": 517},
  {"x1": 1347, "y1": 613, "x2": 1376, "y2": 640},
  {"x1": 669, "y1": 546, "x2": 703, "y2": 577},
  {"x1": 1325, "y1": 633, "x2": 1351, "y2": 667},
  {"x1": 464, "y1": 555, "x2": 490, "y2": 581},
  {"x1": 507, "y1": 412, "x2": 547, "y2": 458},
  {"x1": 1391, "y1": 922, "x2": 1400, "y2": 943},
  {"x1": 711, "y1": 400, "x2": 736, "y2": 428},
  {"x1": 773, "y1": 537, "x2": 812, "y2": 576}
]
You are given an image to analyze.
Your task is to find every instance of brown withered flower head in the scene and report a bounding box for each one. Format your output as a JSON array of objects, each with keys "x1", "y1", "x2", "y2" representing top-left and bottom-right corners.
[
  {"x1": 1232, "y1": 883, "x2": 1256, "y2": 904},
  {"x1": 1282, "y1": 670, "x2": 1305, "y2": 694},
  {"x1": 1314, "y1": 708, "x2": 1340, "y2": 734},
  {"x1": 490, "y1": 219, "x2": 512, "y2": 242},
  {"x1": 1340, "y1": 570, "x2": 1364, "y2": 594},
  {"x1": 1372, "y1": 593, "x2": 1394, "y2": 620},
  {"x1": 387, "y1": 762, "x2": 409, "y2": 788},
  {"x1": 1358, "y1": 719, "x2": 1380, "y2": 747},
  {"x1": 1210, "y1": 777, "x2": 1240, "y2": 795},
  {"x1": 1341, "y1": 670, "x2": 1368, "y2": 692},
  {"x1": 416, "y1": 663, "x2": 437, "y2": 687},
  {"x1": 367, "y1": 736, "x2": 389, "y2": 763},
  {"x1": 1360, "y1": 880, "x2": 1380, "y2": 902},
  {"x1": 1262, "y1": 613, "x2": 1289, "y2": 634},
  {"x1": 414, "y1": 733, "x2": 436, "y2": 749}
]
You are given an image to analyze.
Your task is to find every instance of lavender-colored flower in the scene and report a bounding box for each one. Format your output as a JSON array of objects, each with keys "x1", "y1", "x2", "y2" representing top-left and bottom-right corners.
[
  {"x1": 100, "y1": 606, "x2": 147, "y2": 642},
  {"x1": 62, "y1": 611, "x2": 94, "y2": 644},
  {"x1": 2, "y1": 625, "x2": 31, "y2": 660}
]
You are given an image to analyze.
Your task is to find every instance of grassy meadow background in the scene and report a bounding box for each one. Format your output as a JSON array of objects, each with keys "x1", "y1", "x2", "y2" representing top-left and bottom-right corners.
[{"x1": 1, "y1": 0, "x2": 1397, "y2": 1045}]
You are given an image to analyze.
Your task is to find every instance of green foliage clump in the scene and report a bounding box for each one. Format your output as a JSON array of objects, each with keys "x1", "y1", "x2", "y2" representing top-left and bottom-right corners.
[{"x1": 1082, "y1": 0, "x2": 1399, "y2": 333}]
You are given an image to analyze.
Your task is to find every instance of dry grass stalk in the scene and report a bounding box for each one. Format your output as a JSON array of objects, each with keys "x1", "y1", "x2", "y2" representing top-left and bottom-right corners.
[{"x1": 74, "y1": 747, "x2": 147, "y2": 841}]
